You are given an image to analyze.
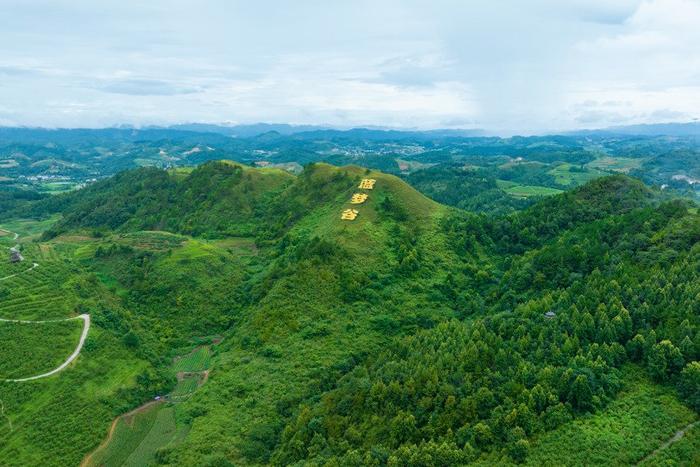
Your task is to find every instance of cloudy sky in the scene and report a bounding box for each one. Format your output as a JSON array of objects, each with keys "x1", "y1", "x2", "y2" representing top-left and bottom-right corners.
[{"x1": 0, "y1": 0, "x2": 699, "y2": 134}]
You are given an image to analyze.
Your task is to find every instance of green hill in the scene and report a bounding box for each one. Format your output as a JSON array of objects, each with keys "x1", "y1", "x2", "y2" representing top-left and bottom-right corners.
[
  {"x1": 42, "y1": 161, "x2": 295, "y2": 238},
  {"x1": 0, "y1": 162, "x2": 697, "y2": 466}
]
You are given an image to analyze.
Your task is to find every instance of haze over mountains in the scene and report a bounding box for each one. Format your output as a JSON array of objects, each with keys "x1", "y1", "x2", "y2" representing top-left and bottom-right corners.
[{"x1": 6, "y1": 120, "x2": 700, "y2": 138}]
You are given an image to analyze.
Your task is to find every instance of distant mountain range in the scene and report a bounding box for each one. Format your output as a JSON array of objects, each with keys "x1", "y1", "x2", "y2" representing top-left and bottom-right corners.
[
  {"x1": 4, "y1": 121, "x2": 698, "y2": 140},
  {"x1": 568, "y1": 121, "x2": 700, "y2": 137},
  {"x1": 167, "y1": 122, "x2": 330, "y2": 137},
  {"x1": 165, "y1": 123, "x2": 486, "y2": 139},
  {"x1": 166, "y1": 121, "x2": 700, "y2": 139}
]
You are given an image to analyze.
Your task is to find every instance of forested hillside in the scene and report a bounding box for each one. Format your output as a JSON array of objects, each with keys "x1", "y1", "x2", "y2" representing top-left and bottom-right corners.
[
  {"x1": 39, "y1": 161, "x2": 295, "y2": 238},
  {"x1": 1, "y1": 127, "x2": 699, "y2": 205},
  {"x1": 0, "y1": 162, "x2": 697, "y2": 466}
]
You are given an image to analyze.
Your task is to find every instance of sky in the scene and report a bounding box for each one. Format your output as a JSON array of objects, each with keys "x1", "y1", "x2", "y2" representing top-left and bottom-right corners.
[{"x1": 0, "y1": 0, "x2": 699, "y2": 134}]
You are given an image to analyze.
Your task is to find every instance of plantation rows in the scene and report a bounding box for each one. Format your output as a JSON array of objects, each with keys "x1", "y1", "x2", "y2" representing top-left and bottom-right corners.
[
  {"x1": 172, "y1": 346, "x2": 210, "y2": 373},
  {"x1": 87, "y1": 404, "x2": 185, "y2": 467},
  {"x1": 169, "y1": 376, "x2": 201, "y2": 402},
  {"x1": 0, "y1": 319, "x2": 82, "y2": 379},
  {"x1": 0, "y1": 375, "x2": 116, "y2": 466},
  {"x1": 0, "y1": 259, "x2": 76, "y2": 320}
]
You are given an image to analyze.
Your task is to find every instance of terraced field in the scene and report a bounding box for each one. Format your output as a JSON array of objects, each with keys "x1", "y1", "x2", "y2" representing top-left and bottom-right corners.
[
  {"x1": 169, "y1": 375, "x2": 202, "y2": 402},
  {"x1": 84, "y1": 344, "x2": 214, "y2": 466},
  {"x1": 0, "y1": 226, "x2": 87, "y2": 380},
  {"x1": 173, "y1": 346, "x2": 211, "y2": 373},
  {"x1": 83, "y1": 403, "x2": 186, "y2": 467},
  {"x1": 587, "y1": 156, "x2": 644, "y2": 173},
  {"x1": 504, "y1": 184, "x2": 564, "y2": 198},
  {"x1": 0, "y1": 261, "x2": 77, "y2": 321}
]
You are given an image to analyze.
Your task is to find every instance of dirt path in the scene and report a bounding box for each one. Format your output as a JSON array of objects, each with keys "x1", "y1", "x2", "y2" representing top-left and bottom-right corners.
[
  {"x1": 0, "y1": 229, "x2": 92, "y2": 382},
  {"x1": 0, "y1": 262, "x2": 38, "y2": 282},
  {"x1": 80, "y1": 400, "x2": 164, "y2": 467},
  {"x1": 2, "y1": 314, "x2": 91, "y2": 382},
  {"x1": 636, "y1": 420, "x2": 699, "y2": 465},
  {"x1": 0, "y1": 398, "x2": 12, "y2": 432}
]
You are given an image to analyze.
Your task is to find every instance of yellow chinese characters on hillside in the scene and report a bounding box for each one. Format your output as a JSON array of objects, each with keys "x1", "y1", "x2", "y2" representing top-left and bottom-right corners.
[
  {"x1": 342, "y1": 178, "x2": 376, "y2": 221},
  {"x1": 350, "y1": 193, "x2": 368, "y2": 204},
  {"x1": 341, "y1": 209, "x2": 359, "y2": 220},
  {"x1": 358, "y1": 178, "x2": 376, "y2": 190}
]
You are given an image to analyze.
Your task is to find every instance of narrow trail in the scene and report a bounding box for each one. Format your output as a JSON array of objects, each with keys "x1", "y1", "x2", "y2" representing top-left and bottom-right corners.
[
  {"x1": 80, "y1": 400, "x2": 164, "y2": 467},
  {"x1": 0, "y1": 229, "x2": 91, "y2": 382},
  {"x1": 2, "y1": 314, "x2": 91, "y2": 382},
  {"x1": 0, "y1": 262, "x2": 38, "y2": 282},
  {"x1": 636, "y1": 419, "x2": 700, "y2": 465},
  {"x1": 0, "y1": 398, "x2": 12, "y2": 432}
]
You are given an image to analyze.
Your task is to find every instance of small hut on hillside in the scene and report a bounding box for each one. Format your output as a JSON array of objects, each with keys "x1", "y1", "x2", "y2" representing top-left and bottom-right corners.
[{"x1": 9, "y1": 247, "x2": 23, "y2": 263}]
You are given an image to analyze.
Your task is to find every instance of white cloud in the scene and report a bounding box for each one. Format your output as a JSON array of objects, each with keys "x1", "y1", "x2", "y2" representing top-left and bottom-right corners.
[
  {"x1": 563, "y1": 0, "x2": 700, "y2": 128},
  {"x1": 0, "y1": 0, "x2": 697, "y2": 133}
]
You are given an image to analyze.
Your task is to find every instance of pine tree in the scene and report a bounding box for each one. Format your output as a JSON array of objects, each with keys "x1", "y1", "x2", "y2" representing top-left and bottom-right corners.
[{"x1": 569, "y1": 375, "x2": 593, "y2": 412}]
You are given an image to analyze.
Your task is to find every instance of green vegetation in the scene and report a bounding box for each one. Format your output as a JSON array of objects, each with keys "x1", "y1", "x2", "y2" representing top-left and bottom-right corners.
[
  {"x1": 0, "y1": 216, "x2": 60, "y2": 239},
  {"x1": 504, "y1": 184, "x2": 564, "y2": 197},
  {"x1": 0, "y1": 260, "x2": 79, "y2": 321},
  {"x1": 405, "y1": 165, "x2": 531, "y2": 214},
  {"x1": 0, "y1": 319, "x2": 83, "y2": 379},
  {"x1": 0, "y1": 187, "x2": 48, "y2": 216},
  {"x1": 639, "y1": 422, "x2": 700, "y2": 466},
  {"x1": 547, "y1": 162, "x2": 606, "y2": 186},
  {"x1": 588, "y1": 156, "x2": 644, "y2": 173},
  {"x1": 170, "y1": 376, "x2": 201, "y2": 401},
  {"x1": 490, "y1": 368, "x2": 697, "y2": 465},
  {"x1": 86, "y1": 344, "x2": 213, "y2": 466},
  {"x1": 86, "y1": 403, "x2": 188, "y2": 467},
  {"x1": 173, "y1": 347, "x2": 211, "y2": 373},
  {"x1": 0, "y1": 232, "x2": 164, "y2": 465},
  {"x1": 0, "y1": 161, "x2": 696, "y2": 466},
  {"x1": 40, "y1": 161, "x2": 294, "y2": 238}
]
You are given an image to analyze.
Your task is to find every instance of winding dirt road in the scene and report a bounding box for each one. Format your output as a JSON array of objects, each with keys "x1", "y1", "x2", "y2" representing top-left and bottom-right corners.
[
  {"x1": 1, "y1": 314, "x2": 91, "y2": 382},
  {"x1": 0, "y1": 229, "x2": 91, "y2": 382},
  {"x1": 0, "y1": 262, "x2": 39, "y2": 282},
  {"x1": 80, "y1": 400, "x2": 164, "y2": 467}
]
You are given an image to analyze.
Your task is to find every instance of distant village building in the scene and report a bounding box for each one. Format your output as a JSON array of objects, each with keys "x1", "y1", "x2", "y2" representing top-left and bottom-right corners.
[{"x1": 9, "y1": 247, "x2": 23, "y2": 263}]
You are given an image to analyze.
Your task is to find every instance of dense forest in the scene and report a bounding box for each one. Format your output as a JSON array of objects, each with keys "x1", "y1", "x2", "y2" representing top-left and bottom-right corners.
[{"x1": 0, "y1": 161, "x2": 697, "y2": 466}]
